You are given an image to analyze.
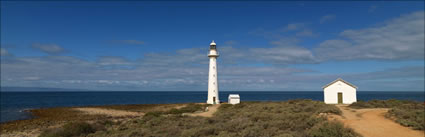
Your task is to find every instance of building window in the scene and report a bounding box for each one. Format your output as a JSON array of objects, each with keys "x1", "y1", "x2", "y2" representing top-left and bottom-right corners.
[
  {"x1": 213, "y1": 82, "x2": 215, "y2": 85},
  {"x1": 213, "y1": 74, "x2": 215, "y2": 77},
  {"x1": 213, "y1": 66, "x2": 215, "y2": 69}
]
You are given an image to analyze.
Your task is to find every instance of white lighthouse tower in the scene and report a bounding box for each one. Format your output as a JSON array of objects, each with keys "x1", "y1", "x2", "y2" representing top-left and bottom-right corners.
[{"x1": 207, "y1": 40, "x2": 220, "y2": 104}]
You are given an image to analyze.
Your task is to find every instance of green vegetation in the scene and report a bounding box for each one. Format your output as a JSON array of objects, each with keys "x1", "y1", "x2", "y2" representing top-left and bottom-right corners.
[
  {"x1": 0, "y1": 107, "x2": 105, "y2": 133},
  {"x1": 387, "y1": 103, "x2": 424, "y2": 130},
  {"x1": 82, "y1": 100, "x2": 359, "y2": 137},
  {"x1": 349, "y1": 99, "x2": 424, "y2": 130},
  {"x1": 349, "y1": 99, "x2": 416, "y2": 109},
  {"x1": 2, "y1": 100, "x2": 361, "y2": 137},
  {"x1": 145, "y1": 103, "x2": 210, "y2": 116},
  {"x1": 39, "y1": 122, "x2": 97, "y2": 137},
  {"x1": 0, "y1": 104, "x2": 182, "y2": 133},
  {"x1": 308, "y1": 121, "x2": 359, "y2": 137},
  {"x1": 95, "y1": 103, "x2": 186, "y2": 112}
]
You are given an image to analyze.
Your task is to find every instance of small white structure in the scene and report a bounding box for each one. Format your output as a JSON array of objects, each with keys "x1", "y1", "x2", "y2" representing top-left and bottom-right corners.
[
  {"x1": 207, "y1": 40, "x2": 220, "y2": 104},
  {"x1": 323, "y1": 78, "x2": 357, "y2": 104},
  {"x1": 228, "y1": 94, "x2": 240, "y2": 105}
]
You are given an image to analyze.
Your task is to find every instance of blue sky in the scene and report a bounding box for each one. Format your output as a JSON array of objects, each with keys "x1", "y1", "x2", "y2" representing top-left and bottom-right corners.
[{"x1": 1, "y1": 1, "x2": 424, "y2": 91}]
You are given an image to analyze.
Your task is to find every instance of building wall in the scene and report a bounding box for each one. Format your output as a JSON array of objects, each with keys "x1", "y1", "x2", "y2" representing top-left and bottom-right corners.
[
  {"x1": 228, "y1": 98, "x2": 240, "y2": 104},
  {"x1": 324, "y1": 81, "x2": 357, "y2": 104}
]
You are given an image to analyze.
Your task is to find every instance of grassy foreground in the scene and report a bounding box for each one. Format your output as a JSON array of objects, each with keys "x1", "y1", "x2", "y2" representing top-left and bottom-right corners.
[
  {"x1": 0, "y1": 104, "x2": 184, "y2": 133},
  {"x1": 349, "y1": 99, "x2": 424, "y2": 130},
  {"x1": 38, "y1": 100, "x2": 359, "y2": 137}
]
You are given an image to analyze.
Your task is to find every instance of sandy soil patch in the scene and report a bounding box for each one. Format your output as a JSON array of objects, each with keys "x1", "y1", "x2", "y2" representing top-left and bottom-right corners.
[
  {"x1": 329, "y1": 105, "x2": 424, "y2": 137},
  {"x1": 74, "y1": 108, "x2": 144, "y2": 117},
  {"x1": 187, "y1": 104, "x2": 220, "y2": 117},
  {"x1": 0, "y1": 129, "x2": 40, "y2": 137}
]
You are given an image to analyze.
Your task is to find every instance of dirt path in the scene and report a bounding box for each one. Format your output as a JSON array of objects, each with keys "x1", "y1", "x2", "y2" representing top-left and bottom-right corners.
[
  {"x1": 74, "y1": 108, "x2": 144, "y2": 117},
  {"x1": 187, "y1": 104, "x2": 220, "y2": 117},
  {"x1": 329, "y1": 105, "x2": 424, "y2": 137}
]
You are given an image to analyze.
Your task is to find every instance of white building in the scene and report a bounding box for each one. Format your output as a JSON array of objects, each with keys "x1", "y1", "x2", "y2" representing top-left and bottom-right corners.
[
  {"x1": 206, "y1": 41, "x2": 220, "y2": 104},
  {"x1": 228, "y1": 94, "x2": 240, "y2": 105},
  {"x1": 323, "y1": 78, "x2": 357, "y2": 104}
]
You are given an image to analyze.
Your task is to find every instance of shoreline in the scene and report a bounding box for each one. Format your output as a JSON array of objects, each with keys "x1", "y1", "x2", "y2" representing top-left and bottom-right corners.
[{"x1": 0, "y1": 102, "x2": 199, "y2": 124}]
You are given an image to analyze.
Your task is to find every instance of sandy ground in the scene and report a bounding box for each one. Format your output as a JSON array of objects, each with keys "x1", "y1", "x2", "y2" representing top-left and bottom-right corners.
[
  {"x1": 329, "y1": 105, "x2": 424, "y2": 137},
  {"x1": 73, "y1": 108, "x2": 145, "y2": 117},
  {"x1": 0, "y1": 129, "x2": 40, "y2": 137},
  {"x1": 187, "y1": 104, "x2": 220, "y2": 117}
]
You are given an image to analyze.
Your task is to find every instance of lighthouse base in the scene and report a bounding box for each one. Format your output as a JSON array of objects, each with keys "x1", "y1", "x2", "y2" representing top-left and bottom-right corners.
[{"x1": 206, "y1": 98, "x2": 220, "y2": 104}]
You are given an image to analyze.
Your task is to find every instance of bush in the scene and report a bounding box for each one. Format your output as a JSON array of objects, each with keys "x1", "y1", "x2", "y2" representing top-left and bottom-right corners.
[
  {"x1": 308, "y1": 121, "x2": 360, "y2": 137},
  {"x1": 39, "y1": 122, "x2": 96, "y2": 137},
  {"x1": 142, "y1": 103, "x2": 209, "y2": 117},
  {"x1": 349, "y1": 99, "x2": 424, "y2": 130},
  {"x1": 387, "y1": 103, "x2": 424, "y2": 130},
  {"x1": 94, "y1": 100, "x2": 354, "y2": 137},
  {"x1": 349, "y1": 99, "x2": 414, "y2": 109},
  {"x1": 144, "y1": 111, "x2": 162, "y2": 117},
  {"x1": 176, "y1": 104, "x2": 208, "y2": 113}
]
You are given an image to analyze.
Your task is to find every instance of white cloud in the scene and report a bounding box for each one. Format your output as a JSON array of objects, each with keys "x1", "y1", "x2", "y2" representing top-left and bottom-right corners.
[
  {"x1": 315, "y1": 11, "x2": 424, "y2": 61},
  {"x1": 320, "y1": 15, "x2": 336, "y2": 24},
  {"x1": 23, "y1": 76, "x2": 41, "y2": 81},
  {"x1": 249, "y1": 46, "x2": 317, "y2": 64},
  {"x1": 31, "y1": 43, "x2": 65, "y2": 55},
  {"x1": 97, "y1": 56, "x2": 133, "y2": 66},
  {"x1": 1, "y1": 11, "x2": 424, "y2": 91},
  {"x1": 296, "y1": 29, "x2": 316, "y2": 37},
  {"x1": 1, "y1": 48, "x2": 12, "y2": 56}
]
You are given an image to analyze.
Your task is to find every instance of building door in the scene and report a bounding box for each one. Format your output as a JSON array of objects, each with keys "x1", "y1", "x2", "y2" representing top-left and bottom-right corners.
[
  {"x1": 337, "y1": 93, "x2": 343, "y2": 104},
  {"x1": 213, "y1": 97, "x2": 216, "y2": 104}
]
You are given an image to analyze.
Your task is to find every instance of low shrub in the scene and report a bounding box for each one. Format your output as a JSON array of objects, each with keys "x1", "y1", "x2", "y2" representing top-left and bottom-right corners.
[
  {"x1": 95, "y1": 100, "x2": 354, "y2": 137},
  {"x1": 143, "y1": 103, "x2": 209, "y2": 117},
  {"x1": 176, "y1": 103, "x2": 209, "y2": 113},
  {"x1": 37, "y1": 100, "x2": 360, "y2": 137},
  {"x1": 386, "y1": 103, "x2": 424, "y2": 130},
  {"x1": 349, "y1": 99, "x2": 414, "y2": 109},
  {"x1": 39, "y1": 122, "x2": 96, "y2": 137},
  {"x1": 308, "y1": 121, "x2": 360, "y2": 137},
  {"x1": 349, "y1": 99, "x2": 424, "y2": 130},
  {"x1": 144, "y1": 111, "x2": 163, "y2": 117}
]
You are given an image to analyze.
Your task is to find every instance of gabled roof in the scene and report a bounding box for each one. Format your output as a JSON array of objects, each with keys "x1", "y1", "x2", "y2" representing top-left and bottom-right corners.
[{"x1": 322, "y1": 78, "x2": 358, "y2": 89}]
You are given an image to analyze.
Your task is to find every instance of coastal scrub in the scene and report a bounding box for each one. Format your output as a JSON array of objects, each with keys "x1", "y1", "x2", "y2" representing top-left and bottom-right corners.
[
  {"x1": 349, "y1": 99, "x2": 424, "y2": 130},
  {"x1": 84, "y1": 100, "x2": 358, "y2": 137}
]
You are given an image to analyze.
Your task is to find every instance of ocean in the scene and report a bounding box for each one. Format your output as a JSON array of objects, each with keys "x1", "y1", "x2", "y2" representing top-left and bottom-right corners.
[{"x1": 1, "y1": 91, "x2": 424, "y2": 123}]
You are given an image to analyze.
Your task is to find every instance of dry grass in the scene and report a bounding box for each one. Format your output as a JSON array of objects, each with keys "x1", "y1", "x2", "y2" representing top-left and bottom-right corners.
[
  {"x1": 2, "y1": 100, "x2": 361, "y2": 137},
  {"x1": 85, "y1": 100, "x2": 358, "y2": 137},
  {"x1": 0, "y1": 103, "x2": 184, "y2": 134}
]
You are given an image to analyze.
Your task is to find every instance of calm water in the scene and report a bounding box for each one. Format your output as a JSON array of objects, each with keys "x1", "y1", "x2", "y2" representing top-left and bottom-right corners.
[{"x1": 1, "y1": 91, "x2": 424, "y2": 123}]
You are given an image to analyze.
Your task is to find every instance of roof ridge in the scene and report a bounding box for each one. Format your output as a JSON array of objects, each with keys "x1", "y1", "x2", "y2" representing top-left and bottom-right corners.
[{"x1": 322, "y1": 78, "x2": 358, "y2": 89}]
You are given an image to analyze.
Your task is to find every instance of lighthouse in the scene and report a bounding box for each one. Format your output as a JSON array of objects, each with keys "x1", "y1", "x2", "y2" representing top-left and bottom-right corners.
[{"x1": 207, "y1": 40, "x2": 220, "y2": 104}]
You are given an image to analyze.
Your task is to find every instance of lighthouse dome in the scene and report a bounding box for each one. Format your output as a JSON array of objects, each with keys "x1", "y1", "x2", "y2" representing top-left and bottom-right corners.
[{"x1": 210, "y1": 40, "x2": 216, "y2": 46}]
